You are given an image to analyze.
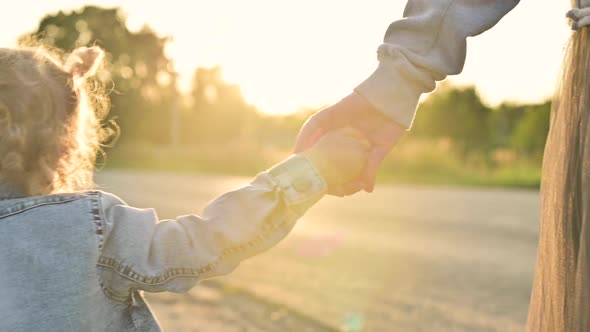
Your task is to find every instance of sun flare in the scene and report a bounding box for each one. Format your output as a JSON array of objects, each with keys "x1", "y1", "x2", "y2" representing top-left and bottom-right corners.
[{"x1": 1, "y1": 0, "x2": 569, "y2": 115}]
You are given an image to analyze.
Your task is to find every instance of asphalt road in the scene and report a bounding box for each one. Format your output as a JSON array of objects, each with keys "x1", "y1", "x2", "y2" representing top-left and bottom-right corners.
[{"x1": 96, "y1": 170, "x2": 540, "y2": 332}]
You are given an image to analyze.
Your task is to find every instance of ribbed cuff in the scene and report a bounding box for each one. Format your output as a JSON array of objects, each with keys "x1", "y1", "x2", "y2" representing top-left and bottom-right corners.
[{"x1": 354, "y1": 57, "x2": 434, "y2": 129}]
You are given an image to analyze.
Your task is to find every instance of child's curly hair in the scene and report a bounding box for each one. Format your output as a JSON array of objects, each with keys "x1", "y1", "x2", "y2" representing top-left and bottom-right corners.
[{"x1": 0, "y1": 46, "x2": 110, "y2": 197}]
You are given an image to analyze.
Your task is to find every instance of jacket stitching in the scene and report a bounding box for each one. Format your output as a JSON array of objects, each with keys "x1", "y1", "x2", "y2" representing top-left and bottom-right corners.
[
  {"x1": 128, "y1": 292, "x2": 150, "y2": 332},
  {"x1": 89, "y1": 191, "x2": 105, "y2": 250},
  {"x1": 91, "y1": 191, "x2": 132, "y2": 303},
  {"x1": 100, "y1": 281, "x2": 133, "y2": 304},
  {"x1": 96, "y1": 213, "x2": 296, "y2": 286},
  {"x1": 0, "y1": 198, "x2": 81, "y2": 220}
]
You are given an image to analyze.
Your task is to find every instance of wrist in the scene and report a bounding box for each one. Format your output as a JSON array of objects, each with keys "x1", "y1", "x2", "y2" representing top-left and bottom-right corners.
[
  {"x1": 349, "y1": 91, "x2": 379, "y2": 114},
  {"x1": 303, "y1": 151, "x2": 350, "y2": 190},
  {"x1": 302, "y1": 151, "x2": 326, "y2": 180}
]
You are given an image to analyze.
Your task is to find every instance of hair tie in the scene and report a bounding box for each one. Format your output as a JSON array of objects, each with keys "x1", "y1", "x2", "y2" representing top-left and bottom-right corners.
[{"x1": 568, "y1": 6, "x2": 590, "y2": 30}]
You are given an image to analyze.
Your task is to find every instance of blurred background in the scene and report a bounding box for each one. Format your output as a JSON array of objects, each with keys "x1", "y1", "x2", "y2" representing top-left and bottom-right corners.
[{"x1": 1, "y1": 1, "x2": 572, "y2": 331}]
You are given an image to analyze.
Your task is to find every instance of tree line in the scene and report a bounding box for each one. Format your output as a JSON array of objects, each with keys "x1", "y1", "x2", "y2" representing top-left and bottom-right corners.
[{"x1": 23, "y1": 6, "x2": 551, "y2": 173}]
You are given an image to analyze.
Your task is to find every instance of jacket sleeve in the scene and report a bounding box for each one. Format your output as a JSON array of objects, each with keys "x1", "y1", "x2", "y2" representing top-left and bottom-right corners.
[
  {"x1": 96, "y1": 154, "x2": 326, "y2": 302},
  {"x1": 355, "y1": 0, "x2": 520, "y2": 128}
]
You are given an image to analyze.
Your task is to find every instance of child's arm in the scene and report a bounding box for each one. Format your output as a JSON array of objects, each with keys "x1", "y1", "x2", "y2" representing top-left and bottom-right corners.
[{"x1": 96, "y1": 128, "x2": 369, "y2": 301}]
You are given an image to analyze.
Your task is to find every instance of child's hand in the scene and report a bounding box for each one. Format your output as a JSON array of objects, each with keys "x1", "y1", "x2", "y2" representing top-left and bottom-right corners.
[{"x1": 304, "y1": 127, "x2": 370, "y2": 191}]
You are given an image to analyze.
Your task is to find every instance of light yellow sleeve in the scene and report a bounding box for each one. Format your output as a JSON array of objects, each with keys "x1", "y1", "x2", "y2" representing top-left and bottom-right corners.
[{"x1": 96, "y1": 154, "x2": 326, "y2": 302}]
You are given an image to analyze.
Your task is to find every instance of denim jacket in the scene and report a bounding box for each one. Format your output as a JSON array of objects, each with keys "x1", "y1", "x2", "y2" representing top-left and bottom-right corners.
[{"x1": 0, "y1": 154, "x2": 326, "y2": 332}]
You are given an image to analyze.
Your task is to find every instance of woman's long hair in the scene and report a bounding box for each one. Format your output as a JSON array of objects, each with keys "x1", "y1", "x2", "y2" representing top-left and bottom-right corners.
[{"x1": 526, "y1": 8, "x2": 590, "y2": 331}]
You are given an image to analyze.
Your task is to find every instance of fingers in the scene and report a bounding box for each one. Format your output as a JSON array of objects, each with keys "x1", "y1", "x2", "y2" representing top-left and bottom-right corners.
[
  {"x1": 333, "y1": 127, "x2": 366, "y2": 141},
  {"x1": 294, "y1": 107, "x2": 340, "y2": 153},
  {"x1": 294, "y1": 98, "x2": 356, "y2": 153},
  {"x1": 361, "y1": 145, "x2": 391, "y2": 193},
  {"x1": 294, "y1": 92, "x2": 402, "y2": 195},
  {"x1": 294, "y1": 116, "x2": 325, "y2": 153},
  {"x1": 329, "y1": 127, "x2": 371, "y2": 151}
]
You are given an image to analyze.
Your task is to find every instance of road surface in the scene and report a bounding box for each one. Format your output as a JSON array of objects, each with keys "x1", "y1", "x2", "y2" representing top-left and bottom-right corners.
[{"x1": 96, "y1": 170, "x2": 540, "y2": 332}]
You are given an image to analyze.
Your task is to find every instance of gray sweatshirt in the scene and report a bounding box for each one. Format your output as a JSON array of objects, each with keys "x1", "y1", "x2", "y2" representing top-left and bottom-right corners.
[{"x1": 355, "y1": 0, "x2": 521, "y2": 129}]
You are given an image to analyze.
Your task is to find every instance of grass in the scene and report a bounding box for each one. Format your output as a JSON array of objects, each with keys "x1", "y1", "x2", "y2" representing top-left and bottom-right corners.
[{"x1": 102, "y1": 140, "x2": 543, "y2": 189}]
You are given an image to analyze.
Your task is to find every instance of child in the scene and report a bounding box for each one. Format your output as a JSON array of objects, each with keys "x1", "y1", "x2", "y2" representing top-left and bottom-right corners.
[{"x1": 0, "y1": 46, "x2": 370, "y2": 332}]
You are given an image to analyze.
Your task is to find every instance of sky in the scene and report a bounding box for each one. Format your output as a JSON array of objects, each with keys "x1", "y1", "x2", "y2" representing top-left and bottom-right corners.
[{"x1": 0, "y1": 0, "x2": 571, "y2": 115}]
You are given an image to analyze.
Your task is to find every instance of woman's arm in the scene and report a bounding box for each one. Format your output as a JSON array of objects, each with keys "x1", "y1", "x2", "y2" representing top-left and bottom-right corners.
[
  {"x1": 295, "y1": 1, "x2": 521, "y2": 194},
  {"x1": 355, "y1": 0, "x2": 521, "y2": 128}
]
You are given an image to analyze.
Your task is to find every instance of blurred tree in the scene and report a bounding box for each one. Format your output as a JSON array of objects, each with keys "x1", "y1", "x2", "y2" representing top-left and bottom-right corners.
[
  {"x1": 185, "y1": 66, "x2": 260, "y2": 144},
  {"x1": 253, "y1": 109, "x2": 317, "y2": 149},
  {"x1": 413, "y1": 84, "x2": 491, "y2": 154},
  {"x1": 510, "y1": 101, "x2": 551, "y2": 158},
  {"x1": 487, "y1": 103, "x2": 527, "y2": 149},
  {"x1": 17, "y1": 6, "x2": 554, "y2": 183},
  {"x1": 21, "y1": 6, "x2": 179, "y2": 144}
]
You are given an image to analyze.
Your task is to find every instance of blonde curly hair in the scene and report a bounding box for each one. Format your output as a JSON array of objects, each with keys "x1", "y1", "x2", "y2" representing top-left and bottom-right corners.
[{"x1": 0, "y1": 46, "x2": 109, "y2": 197}]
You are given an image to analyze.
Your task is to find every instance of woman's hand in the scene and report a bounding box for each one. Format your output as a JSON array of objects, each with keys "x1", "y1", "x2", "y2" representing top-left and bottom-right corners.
[
  {"x1": 304, "y1": 127, "x2": 370, "y2": 192},
  {"x1": 295, "y1": 92, "x2": 405, "y2": 196}
]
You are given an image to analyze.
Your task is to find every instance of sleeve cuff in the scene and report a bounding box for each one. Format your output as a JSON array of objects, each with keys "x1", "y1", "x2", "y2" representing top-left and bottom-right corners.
[
  {"x1": 354, "y1": 55, "x2": 436, "y2": 129},
  {"x1": 267, "y1": 154, "x2": 327, "y2": 206}
]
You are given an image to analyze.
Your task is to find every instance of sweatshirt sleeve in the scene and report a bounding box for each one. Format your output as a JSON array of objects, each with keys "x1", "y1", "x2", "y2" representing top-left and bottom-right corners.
[
  {"x1": 95, "y1": 154, "x2": 326, "y2": 302},
  {"x1": 355, "y1": 0, "x2": 520, "y2": 128}
]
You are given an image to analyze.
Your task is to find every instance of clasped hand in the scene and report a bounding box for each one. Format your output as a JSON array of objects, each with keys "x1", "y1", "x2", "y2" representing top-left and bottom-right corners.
[{"x1": 295, "y1": 92, "x2": 406, "y2": 196}]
